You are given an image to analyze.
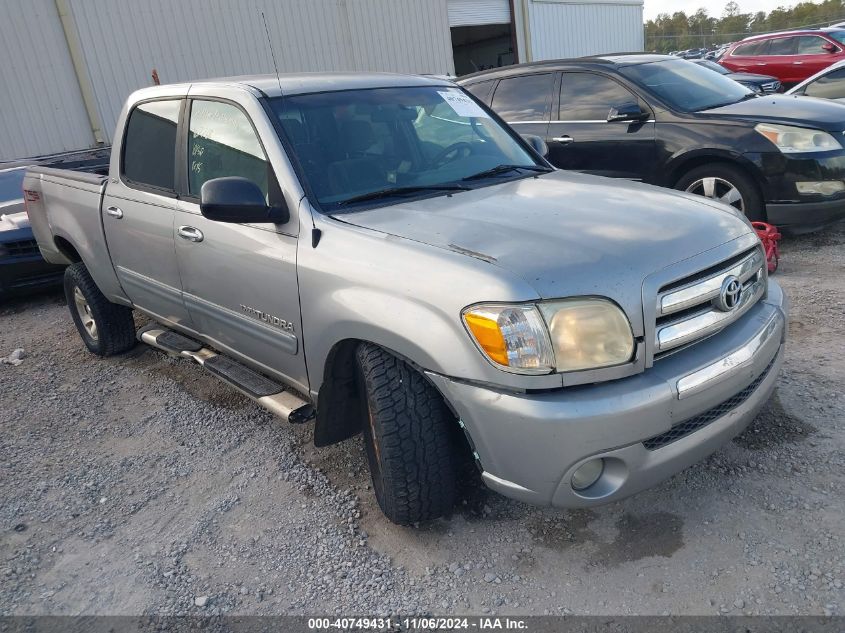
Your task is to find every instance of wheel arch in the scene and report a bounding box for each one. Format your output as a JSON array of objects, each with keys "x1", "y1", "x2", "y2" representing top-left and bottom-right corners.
[
  {"x1": 312, "y1": 336, "x2": 462, "y2": 449},
  {"x1": 666, "y1": 149, "x2": 764, "y2": 191}
]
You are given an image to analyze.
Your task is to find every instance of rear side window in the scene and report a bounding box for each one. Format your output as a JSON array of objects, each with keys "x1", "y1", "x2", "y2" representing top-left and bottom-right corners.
[
  {"x1": 732, "y1": 40, "x2": 768, "y2": 56},
  {"x1": 463, "y1": 80, "x2": 496, "y2": 104},
  {"x1": 559, "y1": 73, "x2": 638, "y2": 121},
  {"x1": 188, "y1": 100, "x2": 269, "y2": 199},
  {"x1": 491, "y1": 73, "x2": 554, "y2": 122},
  {"x1": 767, "y1": 37, "x2": 796, "y2": 55},
  {"x1": 122, "y1": 100, "x2": 180, "y2": 191},
  {"x1": 804, "y1": 67, "x2": 845, "y2": 98}
]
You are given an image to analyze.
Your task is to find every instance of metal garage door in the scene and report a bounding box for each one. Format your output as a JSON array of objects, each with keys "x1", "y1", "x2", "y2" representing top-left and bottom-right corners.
[{"x1": 448, "y1": 0, "x2": 511, "y2": 27}]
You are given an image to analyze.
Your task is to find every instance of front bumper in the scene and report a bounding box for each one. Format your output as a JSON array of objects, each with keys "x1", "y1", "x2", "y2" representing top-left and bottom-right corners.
[
  {"x1": 749, "y1": 150, "x2": 845, "y2": 232},
  {"x1": 766, "y1": 198, "x2": 845, "y2": 234},
  {"x1": 427, "y1": 280, "x2": 788, "y2": 508}
]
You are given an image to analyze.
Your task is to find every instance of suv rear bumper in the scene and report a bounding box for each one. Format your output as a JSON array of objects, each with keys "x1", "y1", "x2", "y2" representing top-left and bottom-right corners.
[{"x1": 427, "y1": 280, "x2": 788, "y2": 508}]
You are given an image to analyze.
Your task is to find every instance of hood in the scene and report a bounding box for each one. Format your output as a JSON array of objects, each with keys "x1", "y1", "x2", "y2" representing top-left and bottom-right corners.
[
  {"x1": 338, "y1": 171, "x2": 752, "y2": 326},
  {"x1": 727, "y1": 72, "x2": 778, "y2": 83},
  {"x1": 701, "y1": 94, "x2": 845, "y2": 131}
]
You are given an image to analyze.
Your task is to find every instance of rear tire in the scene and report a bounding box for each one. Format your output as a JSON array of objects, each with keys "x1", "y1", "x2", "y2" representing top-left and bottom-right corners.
[
  {"x1": 675, "y1": 163, "x2": 765, "y2": 222},
  {"x1": 355, "y1": 343, "x2": 457, "y2": 525},
  {"x1": 64, "y1": 262, "x2": 136, "y2": 357}
]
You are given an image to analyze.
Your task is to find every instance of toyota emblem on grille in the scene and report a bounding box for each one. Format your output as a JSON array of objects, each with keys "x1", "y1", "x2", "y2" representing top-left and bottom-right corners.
[{"x1": 715, "y1": 275, "x2": 742, "y2": 312}]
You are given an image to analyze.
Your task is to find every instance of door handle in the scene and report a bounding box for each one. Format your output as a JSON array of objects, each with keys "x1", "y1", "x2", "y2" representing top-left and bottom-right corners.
[
  {"x1": 105, "y1": 206, "x2": 123, "y2": 219},
  {"x1": 178, "y1": 226, "x2": 204, "y2": 243},
  {"x1": 552, "y1": 136, "x2": 574, "y2": 145}
]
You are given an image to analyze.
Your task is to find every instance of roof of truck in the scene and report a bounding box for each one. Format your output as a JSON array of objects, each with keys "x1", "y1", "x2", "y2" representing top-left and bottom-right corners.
[{"x1": 202, "y1": 72, "x2": 455, "y2": 97}]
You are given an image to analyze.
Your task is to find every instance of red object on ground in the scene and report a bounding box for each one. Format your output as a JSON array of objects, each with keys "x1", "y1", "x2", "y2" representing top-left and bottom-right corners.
[{"x1": 752, "y1": 221, "x2": 781, "y2": 274}]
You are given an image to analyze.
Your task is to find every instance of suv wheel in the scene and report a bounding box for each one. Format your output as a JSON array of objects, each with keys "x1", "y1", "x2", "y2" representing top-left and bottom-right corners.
[
  {"x1": 355, "y1": 342, "x2": 457, "y2": 525},
  {"x1": 676, "y1": 163, "x2": 765, "y2": 221},
  {"x1": 64, "y1": 262, "x2": 136, "y2": 356}
]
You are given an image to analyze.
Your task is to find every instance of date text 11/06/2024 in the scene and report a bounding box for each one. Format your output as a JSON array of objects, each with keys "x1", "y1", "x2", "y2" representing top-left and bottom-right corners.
[{"x1": 307, "y1": 617, "x2": 529, "y2": 630}]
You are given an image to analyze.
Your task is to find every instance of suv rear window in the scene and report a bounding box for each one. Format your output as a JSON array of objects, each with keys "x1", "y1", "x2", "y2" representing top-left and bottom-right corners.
[
  {"x1": 767, "y1": 37, "x2": 796, "y2": 55},
  {"x1": 122, "y1": 100, "x2": 180, "y2": 191},
  {"x1": 491, "y1": 73, "x2": 554, "y2": 122},
  {"x1": 732, "y1": 40, "x2": 768, "y2": 56}
]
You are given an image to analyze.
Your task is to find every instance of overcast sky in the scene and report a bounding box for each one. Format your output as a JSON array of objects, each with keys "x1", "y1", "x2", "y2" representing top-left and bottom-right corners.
[{"x1": 644, "y1": 0, "x2": 793, "y2": 20}]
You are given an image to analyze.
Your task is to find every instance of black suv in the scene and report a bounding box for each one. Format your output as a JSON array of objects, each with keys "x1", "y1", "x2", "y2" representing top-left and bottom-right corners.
[{"x1": 459, "y1": 54, "x2": 845, "y2": 233}]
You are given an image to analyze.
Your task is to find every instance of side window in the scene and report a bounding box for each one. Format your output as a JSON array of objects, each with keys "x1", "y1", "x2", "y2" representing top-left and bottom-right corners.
[
  {"x1": 559, "y1": 73, "x2": 638, "y2": 121},
  {"x1": 491, "y1": 73, "x2": 554, "y2": 122},
  {"x1": 188, "y1": 100, "x2": 269, "y2": 199},
  {"x1": 122, "y1": 100, "x2": 180, "y2": 191},
  {"x1": 796, "y1": 36, "x2": 833, "y2": 54},
  {"x1": 733, "y1": 40, "x2": 767, "y2": 56},
  {"x1": 804, "y1": 68, "x2": 845, "y2": 98},
  {"x1": 767, "y1": 37, "x2": 796, "y2": 56},
  {"x1": 463, "y1": 80, "x2": 496, "y2": 104}
]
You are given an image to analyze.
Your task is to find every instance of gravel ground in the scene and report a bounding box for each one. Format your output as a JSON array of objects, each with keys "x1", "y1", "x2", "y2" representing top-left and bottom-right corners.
[{"x1": 1, "y1": 223, "x2": 843, "y2": 617}]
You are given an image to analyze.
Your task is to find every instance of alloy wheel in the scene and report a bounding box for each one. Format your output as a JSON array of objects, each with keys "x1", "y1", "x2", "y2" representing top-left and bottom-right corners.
[
  {"x1": 73, "y1": 286, "x2": 98, "y2": 341},
  {"x1": 684, "y1": 176, "x2": 745, "y2": 212}
]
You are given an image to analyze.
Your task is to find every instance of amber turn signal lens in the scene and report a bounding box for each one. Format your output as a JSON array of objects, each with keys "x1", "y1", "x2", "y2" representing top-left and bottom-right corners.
[{"x1": 464, "y1": 312, "x2": 509, "y2": 366}]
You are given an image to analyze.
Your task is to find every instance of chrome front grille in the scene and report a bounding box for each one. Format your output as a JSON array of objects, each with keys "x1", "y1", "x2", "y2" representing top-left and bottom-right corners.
[
  {"x1": 761, "y1": 81, "x2": 781, "y2": 93},
  {"x1": 654, "y1": 247, "x2": 765, "y2": 359}
]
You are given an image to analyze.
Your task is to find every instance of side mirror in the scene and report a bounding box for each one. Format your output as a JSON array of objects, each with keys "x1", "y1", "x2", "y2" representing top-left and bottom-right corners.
[
  {"x1": 607, "y1": 102, "x2": 648, "y2": 123},
  {"x1": 200, "y1": 177, "x2": 288, "y2": 224},
  {"x1": 823, "y1": 41, "x2": 837, "y2": 53},
  {"x1": 521, "y1": 133, "x2": 549, "y2": 157}
]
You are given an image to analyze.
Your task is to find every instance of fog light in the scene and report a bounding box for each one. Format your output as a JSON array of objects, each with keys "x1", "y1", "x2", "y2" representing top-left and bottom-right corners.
[
  {"x1": 796, "y1": 181, "x2": 845, "y2": 195},
  {"x1": 571, "y1": 458, "x2": 604, "y2": 491}
]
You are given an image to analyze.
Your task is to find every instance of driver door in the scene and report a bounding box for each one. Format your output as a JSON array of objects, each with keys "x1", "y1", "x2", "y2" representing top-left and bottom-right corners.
[{"x1": 547, "y1": 72, "x2": 656, "y2": 182}]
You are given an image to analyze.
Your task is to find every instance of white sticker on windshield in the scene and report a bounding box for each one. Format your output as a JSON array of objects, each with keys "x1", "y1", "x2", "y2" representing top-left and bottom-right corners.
[{"x1": 437, "y1": 91, "x2": 490, "y2": 119}]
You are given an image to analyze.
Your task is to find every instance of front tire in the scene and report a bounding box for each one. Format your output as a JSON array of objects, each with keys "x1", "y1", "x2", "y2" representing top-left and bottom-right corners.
[
  {"x1": 355, "y1": 343, "x2": 457, "y2": 525},
  {"x1": 675, "y1": 163, "x2": 765, "y2": 222},
  {"x1": 64, "y1": 262, "x2": 136, "y2": 356}
]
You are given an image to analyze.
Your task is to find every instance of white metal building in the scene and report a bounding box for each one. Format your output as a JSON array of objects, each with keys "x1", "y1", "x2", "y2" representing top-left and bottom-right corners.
[{"x1": 0, "y1": 0, "x2": 643, "y2": 161}]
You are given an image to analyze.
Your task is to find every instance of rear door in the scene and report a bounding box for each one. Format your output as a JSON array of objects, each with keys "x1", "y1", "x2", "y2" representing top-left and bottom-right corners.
[
  {"x1": 173, "y1": 90, "x2": 308, "y2": 392},
  {"x1": 102, "y1": 98, "x2": 191, "y2": 326},
  {"x1": 489, "y1": 72, "x2": 556, "y2": 141},
  {"x1": 758, "y1": 36, "x2": 799, "y2": 83},
  {"x1": 723, "y1": 39, "x2": 770, "y2": 74},
  {"x1": 546, "y1": 72, "x2": 656, "y2": 181}
]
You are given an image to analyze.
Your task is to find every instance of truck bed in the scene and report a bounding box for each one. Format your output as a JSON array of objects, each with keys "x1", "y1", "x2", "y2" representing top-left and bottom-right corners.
[{"x1": 23, "y1": 162, "x2": 126, "y2": 303}]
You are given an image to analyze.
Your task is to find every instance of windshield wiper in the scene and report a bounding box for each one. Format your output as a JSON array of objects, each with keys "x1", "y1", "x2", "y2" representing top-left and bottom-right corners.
[
  {"x1": 336, "y1": 184, "x2": 469, "y2": 206},
  {"x1": 462, "y1": 164, "x2": 552, "y2": 181},
  {"x1": 698, "y1": 92, "x2": 758, "y2": 111}
]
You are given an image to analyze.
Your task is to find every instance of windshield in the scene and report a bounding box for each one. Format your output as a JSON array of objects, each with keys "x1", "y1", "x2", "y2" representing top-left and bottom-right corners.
[
  {"x1": 268, "y1": 86, "x2": 542, "y2": 211},
  {"x1": 828, "y1": 31, "x2": 845, "y2": 45},
  {"x1": 621, "y1": 59, "x2": 753, "y2": 112},
  {"x1": 0, "y1": 168, "x2": 26, "y2": 204}
]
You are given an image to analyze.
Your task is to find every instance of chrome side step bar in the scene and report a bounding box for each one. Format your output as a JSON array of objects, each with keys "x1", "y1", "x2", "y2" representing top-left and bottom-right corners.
[{"x1": 138, "y1": 326, "x2": 315, "y2": 424}]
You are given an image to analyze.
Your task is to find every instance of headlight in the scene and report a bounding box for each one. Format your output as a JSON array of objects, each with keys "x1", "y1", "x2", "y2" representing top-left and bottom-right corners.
[
  {"x1": 538, "y1": 299, "x2": 635, "y2": 372},
  {"x1": 462, "y1": 304, "x2": 555, "y2": 374},
  {"x1": 755, "y1": 123, "x2": 841, "y2": 154},
  {"x1": 462, "y1": 298, "x2": 634, "y2": 374}
]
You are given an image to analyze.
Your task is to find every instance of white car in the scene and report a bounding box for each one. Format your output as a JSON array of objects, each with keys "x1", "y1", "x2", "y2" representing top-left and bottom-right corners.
[{"x1": 787, "y1": 59, "x2": 845, "y2": 102}]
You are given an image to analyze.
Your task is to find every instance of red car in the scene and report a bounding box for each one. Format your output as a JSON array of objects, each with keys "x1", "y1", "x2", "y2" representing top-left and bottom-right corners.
[{"x1": 721, "y1": 28, "x2": 845, "y2": 88}]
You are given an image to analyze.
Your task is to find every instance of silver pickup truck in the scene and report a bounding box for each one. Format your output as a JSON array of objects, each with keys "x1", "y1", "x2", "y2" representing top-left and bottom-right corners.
[{"x1": 24, "y1": 73, "x2": 787, "y2": 525}]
